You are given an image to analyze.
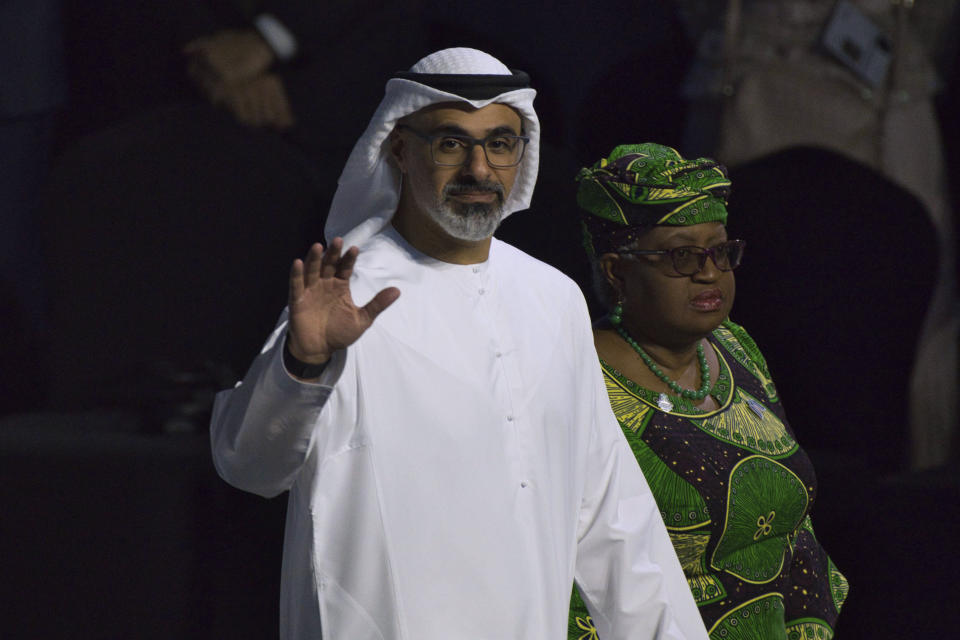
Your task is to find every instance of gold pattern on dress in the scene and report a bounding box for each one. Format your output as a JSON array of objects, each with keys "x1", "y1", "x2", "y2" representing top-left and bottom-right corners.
[
  {"x1": 604, "y1": 376, "x2": 653, "y2": 433},
  {"x1": 785, "y1": 618, "x2": 834, "y2": 640},
  {"x1": 671, "y1": 531, "x2": 727, "y2": 604},
  {"x1": 697, "y1": 388, "x2": 798, "y2": 458},
  {"x1": 754, "y1": 511, "x2": 776, "y2": 540},
  {"x1": 829, "y1": 557, "x2": 850, "y2": 613},
  {"x1": 670, "y1": 531, "x2": 710, "y2": 570},
  {"x1": 708, "y1": 593, "x2": 786, "y2": 638},
  {"x1": 573, "y1": 614, "x2": 598, "y2": 640},
  {"x1": 713, "y1": 323, "x2": 778, "y2": 400}
]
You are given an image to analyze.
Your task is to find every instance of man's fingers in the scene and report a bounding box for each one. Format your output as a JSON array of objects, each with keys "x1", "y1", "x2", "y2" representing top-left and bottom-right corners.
[
  {"x1": 362, "y1": 287, "x2": 401, "y2": 322},
  {"x1": 289, "y1": 258, "x2": 305, "y2": 302},
  {"x1": 298, "y1": 239, "x2": 354, "y2": 293},
  {"x1": 320, "y1": 238, "x2": 344, "y2": 279},
  {"x1": 303, "y1": 242, "x2": 325, "y2": 287},
  {"x1": 264, "y1": 88, "x2": 294, "y2": 130},
  {"x1": 335, "y1": 246, "x2": 359, "y2": 280},
  {"x1": 264, "y1": 76, "x2": 295, "y2": 129}
]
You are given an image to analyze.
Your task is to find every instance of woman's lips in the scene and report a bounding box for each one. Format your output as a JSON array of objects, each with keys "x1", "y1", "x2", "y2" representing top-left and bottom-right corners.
[{"x1": 690, "y1": 289, "x2": 724, "y2": 311}]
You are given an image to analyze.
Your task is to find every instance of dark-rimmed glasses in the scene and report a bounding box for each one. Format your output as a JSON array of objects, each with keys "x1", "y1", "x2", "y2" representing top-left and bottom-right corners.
[
  {"x1": 621, "y1": 239, "x2": 745, "y2": 276},
  {"x1": 397, "y1": 125, "x2": 529, "y2": 168}
]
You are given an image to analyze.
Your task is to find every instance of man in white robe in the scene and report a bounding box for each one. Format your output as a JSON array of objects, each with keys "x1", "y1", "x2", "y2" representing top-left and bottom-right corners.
[{"x1": 210, "y1": 47, "x2": 708, "y2": 640}]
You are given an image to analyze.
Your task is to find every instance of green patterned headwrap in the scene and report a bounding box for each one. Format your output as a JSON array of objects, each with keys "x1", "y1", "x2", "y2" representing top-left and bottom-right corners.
[{"x1": 576, "y1": 143, "x2": 731, "y2": 256}]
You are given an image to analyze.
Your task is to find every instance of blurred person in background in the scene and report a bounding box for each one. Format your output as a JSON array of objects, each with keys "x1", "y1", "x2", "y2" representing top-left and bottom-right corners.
[{"x1": 676, "y1": 0, "x2": 959, "y2": 469}]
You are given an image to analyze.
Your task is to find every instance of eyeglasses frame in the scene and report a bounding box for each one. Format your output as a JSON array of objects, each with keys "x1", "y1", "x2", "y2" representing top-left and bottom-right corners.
[
  {"x1": 620, "y1": 239, "x2": 746, "y2": 276},
  {"x1": 396, "y1": 124, "x2": 530, "y2": 168}
]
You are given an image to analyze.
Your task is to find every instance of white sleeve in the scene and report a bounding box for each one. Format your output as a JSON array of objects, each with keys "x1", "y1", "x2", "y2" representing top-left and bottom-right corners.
[
  {"x1": 574, "y1": 355, "x2": 709, "y2": 639},
  {"x1": 209, "y1": 308, "x2": 346, "y2": 498}
]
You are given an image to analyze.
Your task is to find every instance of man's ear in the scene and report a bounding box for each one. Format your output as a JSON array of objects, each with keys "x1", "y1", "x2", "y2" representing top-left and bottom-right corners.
[
  {"x1": 388, "y1": 128, "x2": 406, "y2": 172},
  {"x1": 599, "y1": 253, "x2": 624, "y2": 296}
]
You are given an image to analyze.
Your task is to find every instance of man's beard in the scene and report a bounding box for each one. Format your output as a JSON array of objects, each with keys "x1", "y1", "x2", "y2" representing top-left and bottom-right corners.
[{"x1": 427, "y1": 179, "x2": 505, "y2": 242}]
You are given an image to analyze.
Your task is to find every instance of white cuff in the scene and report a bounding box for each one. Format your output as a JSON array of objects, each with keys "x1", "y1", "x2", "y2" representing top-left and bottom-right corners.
[{"x1": 253, "y1": 13, "x2": 298, "y2": 62}]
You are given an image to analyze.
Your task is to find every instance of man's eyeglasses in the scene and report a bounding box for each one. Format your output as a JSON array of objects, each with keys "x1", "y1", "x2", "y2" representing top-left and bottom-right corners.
[
  {"x1": 397, "y1": 125, "x2": 529, "y2": 168},
  {"x1": 620, "y1": 239, "x2": 745, "y2": 276}
]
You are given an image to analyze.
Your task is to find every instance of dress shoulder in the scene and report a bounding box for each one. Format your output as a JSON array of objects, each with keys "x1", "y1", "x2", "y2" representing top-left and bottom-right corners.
[{"x1": 713, "y1": 319, "x2": 779, "y2": 401}]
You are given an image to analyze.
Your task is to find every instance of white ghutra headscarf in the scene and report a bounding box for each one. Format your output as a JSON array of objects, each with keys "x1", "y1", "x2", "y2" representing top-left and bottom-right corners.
[{"x1": 324, "y1": 48, "x2": 540, "y2": 248}]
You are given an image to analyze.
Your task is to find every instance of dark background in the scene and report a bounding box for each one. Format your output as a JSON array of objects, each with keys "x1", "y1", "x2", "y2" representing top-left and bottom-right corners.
[{"x1": 2, "y1": 1, "x2": 958, "y2": 637}]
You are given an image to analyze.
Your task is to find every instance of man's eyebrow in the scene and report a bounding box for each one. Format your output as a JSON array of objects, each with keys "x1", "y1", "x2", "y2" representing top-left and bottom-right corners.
[
  {"x1": 486, "y1": 125, "x2": 521, "y2": 136},
  {"x1": 428, "y1": 123, "x2": 521, "y2": 136}
]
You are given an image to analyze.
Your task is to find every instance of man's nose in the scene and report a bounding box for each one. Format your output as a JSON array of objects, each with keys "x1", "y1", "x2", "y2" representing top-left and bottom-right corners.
[{"x1": 461, "y1": 143, "x2": 493, "y2": 180}]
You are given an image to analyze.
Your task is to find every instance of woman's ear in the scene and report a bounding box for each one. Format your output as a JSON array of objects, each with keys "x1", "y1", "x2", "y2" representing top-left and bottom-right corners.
[{"x1": 599, "y1": 252, "x2": 624, "y2": 296}]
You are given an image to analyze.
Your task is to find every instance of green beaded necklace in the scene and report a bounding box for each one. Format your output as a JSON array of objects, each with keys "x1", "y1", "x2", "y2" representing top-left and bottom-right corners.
[{"x1": 615, "y1": 326, "x2": 712, "y2": 400}]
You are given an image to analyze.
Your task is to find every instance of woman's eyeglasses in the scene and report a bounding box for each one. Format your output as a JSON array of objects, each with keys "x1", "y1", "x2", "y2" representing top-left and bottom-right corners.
[{"x1": 620, "y1": 239, "x2": 745, "y2": 276}]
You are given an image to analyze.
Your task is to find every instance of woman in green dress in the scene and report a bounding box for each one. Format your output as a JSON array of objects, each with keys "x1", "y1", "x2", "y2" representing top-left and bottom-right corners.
[{"x1": 569, "y1": 144, "x2": 848, "y2": 640}]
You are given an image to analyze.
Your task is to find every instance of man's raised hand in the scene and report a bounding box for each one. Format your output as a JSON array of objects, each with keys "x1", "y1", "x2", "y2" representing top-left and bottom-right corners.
[{"x1": 287, "y1": 239, "x2": 400, "y2": 367}]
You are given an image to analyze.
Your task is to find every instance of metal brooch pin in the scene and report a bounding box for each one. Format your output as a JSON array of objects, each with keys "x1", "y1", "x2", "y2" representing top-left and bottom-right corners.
[
  {"x1": 657, "y1": 393, "x2": 674, "y2": 412},
  {"x1": 747, "y1": 398, "x2": 766, "y2": 418}
]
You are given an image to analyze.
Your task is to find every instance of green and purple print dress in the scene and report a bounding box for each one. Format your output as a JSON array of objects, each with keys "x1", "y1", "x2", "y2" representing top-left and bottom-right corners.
[{"x1": 569, "y1": 320, "x2": 848, "y2": 640}]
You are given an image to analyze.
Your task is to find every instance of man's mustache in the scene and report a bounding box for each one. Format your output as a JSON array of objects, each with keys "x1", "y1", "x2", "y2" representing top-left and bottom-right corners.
[{"x1": 443, "y1": 181, "x2": 505, "y2": 200}]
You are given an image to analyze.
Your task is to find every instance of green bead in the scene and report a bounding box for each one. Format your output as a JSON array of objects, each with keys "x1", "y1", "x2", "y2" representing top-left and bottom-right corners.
[
  {"x1": 610, "y1": 303, "x2": 624, "y2": 326},
  {"x1": 615, "y1": 326, "x2": 712, "y2": 404}
]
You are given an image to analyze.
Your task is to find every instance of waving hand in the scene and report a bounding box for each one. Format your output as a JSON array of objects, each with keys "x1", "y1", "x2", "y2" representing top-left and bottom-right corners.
[{"x1": 286, "y1": 239, "x2": 400, "y2": 370}]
